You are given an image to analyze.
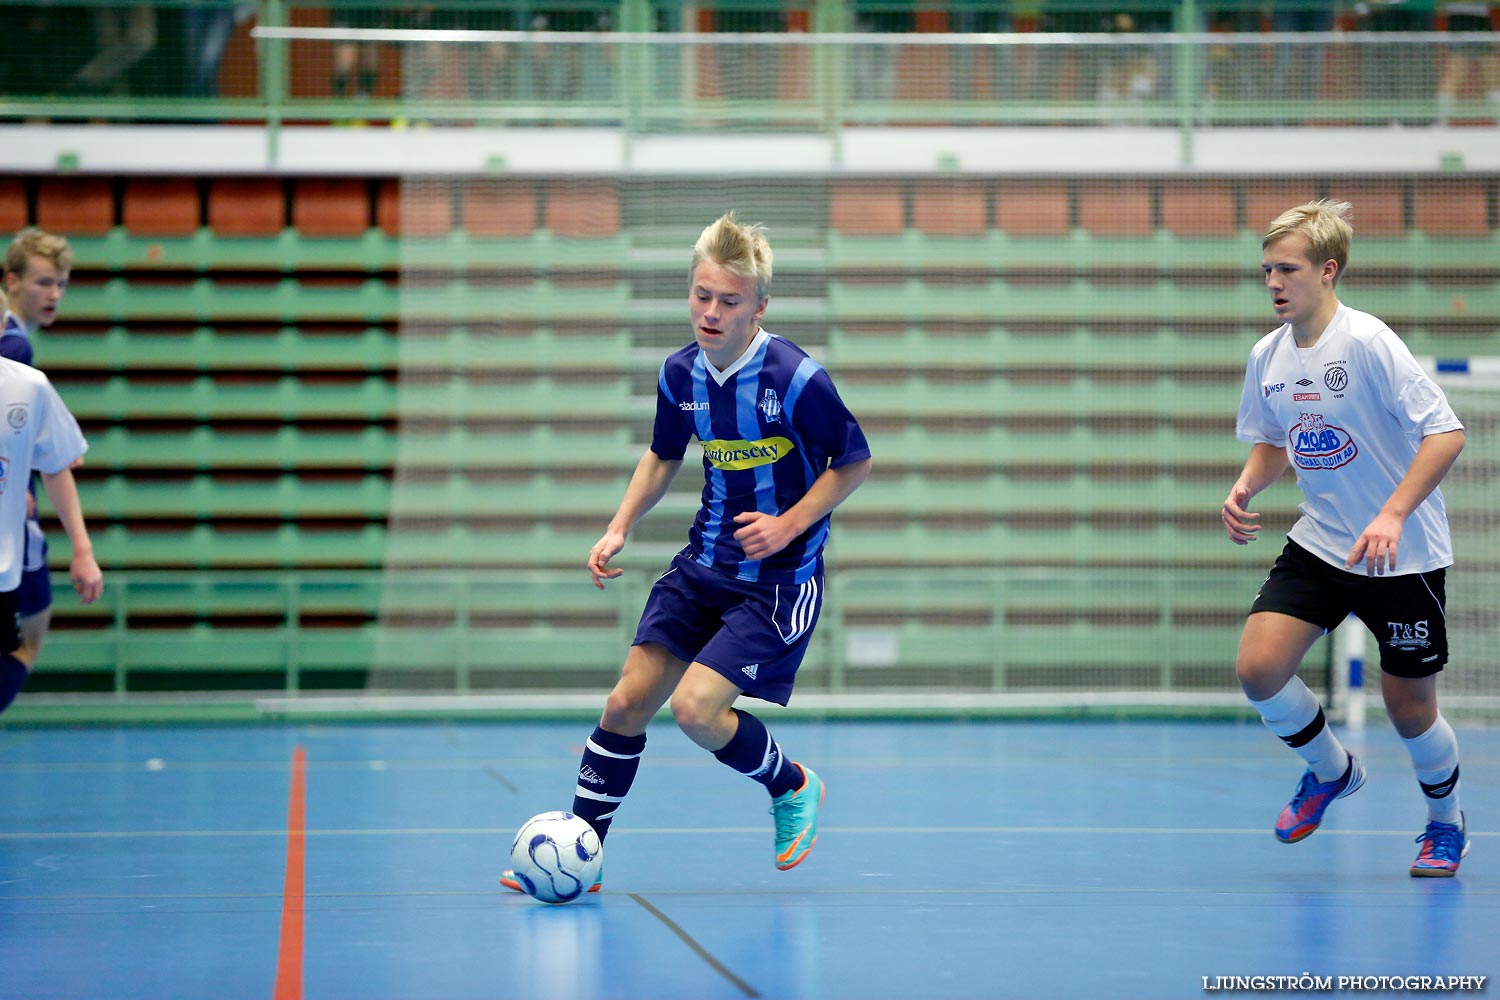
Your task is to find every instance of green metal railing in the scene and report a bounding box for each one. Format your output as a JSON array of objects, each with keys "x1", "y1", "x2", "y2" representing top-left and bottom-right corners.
[
  {"x1": 35, "y1": 564, "x2": 1262, "y2": 700},
  {"x1": 3, "y1": 1, "x2": 1492, "y2": 169}
]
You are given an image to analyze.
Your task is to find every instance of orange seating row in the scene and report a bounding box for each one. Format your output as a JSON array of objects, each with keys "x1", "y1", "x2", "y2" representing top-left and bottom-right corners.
[
  {"x1": 832, "y1": 178, "x2": 1496, "y2": 238},
  {"x1": 2, "y1": 174, "x2": 1492, "y2": 243},
  {"x1": 0, "y1": 176, "x2": 622, "y2": 240}
]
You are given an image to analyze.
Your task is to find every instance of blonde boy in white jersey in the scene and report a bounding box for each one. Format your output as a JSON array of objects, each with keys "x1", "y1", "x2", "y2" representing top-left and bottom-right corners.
[{"x1": 1223, "y1": 199, "x2": 1470, "y2": 876}]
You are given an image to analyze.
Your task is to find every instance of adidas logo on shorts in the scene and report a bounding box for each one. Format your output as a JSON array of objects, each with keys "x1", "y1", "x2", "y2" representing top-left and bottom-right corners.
[{"x1": 741, "y1": 664, "x2": 759, "y2": 680}]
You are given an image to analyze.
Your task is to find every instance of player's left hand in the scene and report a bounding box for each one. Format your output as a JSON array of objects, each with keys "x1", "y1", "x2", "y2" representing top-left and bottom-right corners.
[
  {"x1": 1347, "y1": 512, "x2": 1403, "y2": 577},
  {"x1": 732, "y1": 511, "x2": 795, "y2": 561},
  {"x1": 70, "y1": 553, "x2": 103, "y2": 605}
]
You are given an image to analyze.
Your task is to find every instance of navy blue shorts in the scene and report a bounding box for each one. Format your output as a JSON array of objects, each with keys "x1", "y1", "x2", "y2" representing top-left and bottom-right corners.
[
  {"x1": 0, "y1": 589, "x2": 20, "y2": 653},
  {"x1": 1250, "y1": 540, "x2": 1448, "y2": 678},
  {"x1": 633, "y1": 549, "x2": 823, "y2": 706},
  {"x1": 16, "y1": 525, "x2": 50, "y2": 618}
]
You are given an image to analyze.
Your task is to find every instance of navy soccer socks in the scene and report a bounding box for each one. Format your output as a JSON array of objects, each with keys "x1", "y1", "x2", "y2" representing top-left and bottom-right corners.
[
  {"x1": 0, "y1": 653, "x2": 30, "y2": 714},
  {"x1": 713, "y1": 708, "x2": 800, "y2": 798},
  {"x1": 571, "y1": 726, "x2": 646, "y2": 843}
]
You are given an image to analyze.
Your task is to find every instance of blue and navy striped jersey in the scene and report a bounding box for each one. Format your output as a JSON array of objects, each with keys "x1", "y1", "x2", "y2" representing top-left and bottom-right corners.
[
  {"x1": 1, "y1": 313, "x2": 40, "y2": 507},
  {"x1": 0, "y1": 313, "x2": 34, "y2": 367},
  {"x1": 651, "y1": 329, "x2": 870, "y2": 585}
]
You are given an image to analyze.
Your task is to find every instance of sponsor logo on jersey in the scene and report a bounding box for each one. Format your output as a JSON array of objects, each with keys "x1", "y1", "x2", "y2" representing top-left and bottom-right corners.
[
  {"x1": 1293, "y1": 392, "x2": 1320, "y2": 401},
  {"x1": 7, "y1": 404, "x2": 26, "y2": 429},
  {"x1": 1263, "y1": 382, "x2": 1286, "y2": 397},
  {"x1": 679, "y1": 400, "x2": 710, "y2": 411},
  {"x1": 1288, "y1": 412, "x2": 1358, "y2": 470},
  {"x1": 1295, "y1": 379, "x2": 1314, "y2": 387},
  {"x1": 0, "y1": 456, "x2": 7, "y2": 495},
  {"x1": 702, "y1": 437, "x2": 795, "y2": 470}
]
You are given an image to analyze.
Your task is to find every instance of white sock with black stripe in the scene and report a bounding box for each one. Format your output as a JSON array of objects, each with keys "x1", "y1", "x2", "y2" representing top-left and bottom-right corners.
[
  {"x1": 1402, "y1": 715, "x2": 1462, "y2": 825},
  {"x1": 1250, "y1": 676, "x2": 1350, "y2": 784}
]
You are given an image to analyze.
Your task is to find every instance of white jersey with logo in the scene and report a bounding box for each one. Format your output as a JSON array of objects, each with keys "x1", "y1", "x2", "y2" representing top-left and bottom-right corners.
[
  {"x1": 1235, "y1": 303, "x2": 1464, "y2": 576},
  {"x1": 0, "y1": 357, "x2": 88, "y2": 590}
]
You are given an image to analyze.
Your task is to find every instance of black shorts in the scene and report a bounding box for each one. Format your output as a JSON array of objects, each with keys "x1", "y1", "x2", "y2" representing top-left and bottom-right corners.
[
  {"x1": 1250, "y1": 539, "x2": 1449, "y2": 678},
  {"x1": 0, "y1": 589, "x2": 22, "y2": 654}
]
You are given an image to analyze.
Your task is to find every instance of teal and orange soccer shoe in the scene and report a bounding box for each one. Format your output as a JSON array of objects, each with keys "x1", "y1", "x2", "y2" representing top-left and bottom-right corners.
[
  {"x1": 500, "y1": 868, "x2": 603, "y2": 894},
  {"x1": 771, "y1": 763, "x2": 824, "y2": 871},
  {"x1": 1275, "y1": 755, "x2": 1366, "y2": 844},
  {"x1": 1410, "y1": 813, "x2": 1469, "y2": 877}
]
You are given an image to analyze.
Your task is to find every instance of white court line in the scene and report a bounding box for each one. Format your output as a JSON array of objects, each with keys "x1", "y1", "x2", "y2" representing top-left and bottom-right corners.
[{"x1": 1, "y1": 825, "x2": 1493, "y2": 840}]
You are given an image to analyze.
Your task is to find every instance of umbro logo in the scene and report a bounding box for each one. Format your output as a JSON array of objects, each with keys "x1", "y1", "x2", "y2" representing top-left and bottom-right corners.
[
  {"x1": 741, "y1": 664, "x2": 759, "y2": 680},
  {"x1": 1295, "y1": 379, "x2": 1314, "y2": 387}
]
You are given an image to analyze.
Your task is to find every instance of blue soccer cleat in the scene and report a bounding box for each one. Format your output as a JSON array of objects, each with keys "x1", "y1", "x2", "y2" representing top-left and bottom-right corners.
[
  {"x1": 1410, "y1": 812, "x2": 1469, "y2": 877},
  {"x1": 1275, "y1": 755, "x2": 1366, "y2": 844},
  {"x1": 771, "y1": 763, "x2": 824, "y2": 871}
]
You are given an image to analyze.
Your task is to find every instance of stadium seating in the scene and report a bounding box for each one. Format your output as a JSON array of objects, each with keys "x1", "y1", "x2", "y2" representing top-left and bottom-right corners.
[
  {"x1": 208, "y1": 177, "x2": 287, "y2": 237},
  {"x1": 1414, "y1": 178, "x2": 1492, "y2": 237},
  {"x1": 87, "y1": 424, "x2": 638, "y2": 473},
  {"x1": 912, "y1": 181, "x2": 988, "y2": 237},
  {"x1": 38, "y1": 176, "x2": 114, "y2": 236},
  {"x1": 1327, "y1": 179, "x2": 1407, "y2": 236},
  {"x1": 461, "y1": 179, "x2": 539, "y2": 237},
  {"x1": 0, "y1": 176, "x2": 26, "y2": 233},
  {"x1": 6, "y1": 169, "x2": 1494, "y2": 700},
  {"x1": 1077, "y1": 180, "x2": 1154, "y2": 237},
  {"x1": 122, "y1": 178, "x2": 201, "y2": 238},
  {"x1": 829, "y1": 181, "x2": 905, "y2": 236},
  {"x1": 37, "y1": 326, "x2": 399, "y2": 373},
  {"x1": 830, "y1": 570, "x2": 1251, "y2": 685},
  {"x1": 1159, "y1": 180, "x2": 1238, "y2": 238},
  {"x1": 377, "y1": 177, "x2": 454, "y2": 237},
  {"x1": 292, "y1": 179, "x2": 371, "y2": 238},
  {"x1": 994, "y1": 180, "x2": 1071, "y2": 237}
]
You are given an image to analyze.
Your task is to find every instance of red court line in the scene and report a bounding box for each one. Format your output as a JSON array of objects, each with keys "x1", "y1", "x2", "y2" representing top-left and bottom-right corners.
[{"x1": 274, "y1": 746, "x2": 307, "y2": 1000}]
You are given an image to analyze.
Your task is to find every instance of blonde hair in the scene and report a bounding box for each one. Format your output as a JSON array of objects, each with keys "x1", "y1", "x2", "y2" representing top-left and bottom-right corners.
[
  {"x1": 1262, "y1": 199, "x2": 1353, "y2": 284},
  {"x1": 6, "y1": 227, "x2": 73, "y2": 278},
  {"x1": 690, "y1": 212, "x2": 773, "y2": 300}
]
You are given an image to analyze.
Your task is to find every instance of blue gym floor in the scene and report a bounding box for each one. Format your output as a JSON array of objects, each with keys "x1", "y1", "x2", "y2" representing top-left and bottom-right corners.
[{"x1": 1, "y1": 718, "x2": 1494, "y2": 1000}]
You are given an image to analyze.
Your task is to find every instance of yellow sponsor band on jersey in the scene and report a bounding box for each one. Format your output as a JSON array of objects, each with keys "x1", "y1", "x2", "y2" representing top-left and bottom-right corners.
[{"x1": 701, "y1": 437, "x2": 796, "y2": 470}]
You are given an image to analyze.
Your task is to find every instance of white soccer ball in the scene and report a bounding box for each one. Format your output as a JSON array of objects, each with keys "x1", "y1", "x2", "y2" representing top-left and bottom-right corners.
[{"x1": 508, "y1": 811, "x2": 604, "y2": 904}]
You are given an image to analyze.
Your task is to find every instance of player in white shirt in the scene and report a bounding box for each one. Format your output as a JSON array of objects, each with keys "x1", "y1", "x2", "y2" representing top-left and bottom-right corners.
[
  {"x1": 3, "y1": 228, "x2": 74, "y2": 670},
  {"x1": 0, "y1": 356, "x2": 102, "y2": 715},
  {"x1": 1223, "y1": 199, "x2": 1470, "y2": 876}
]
